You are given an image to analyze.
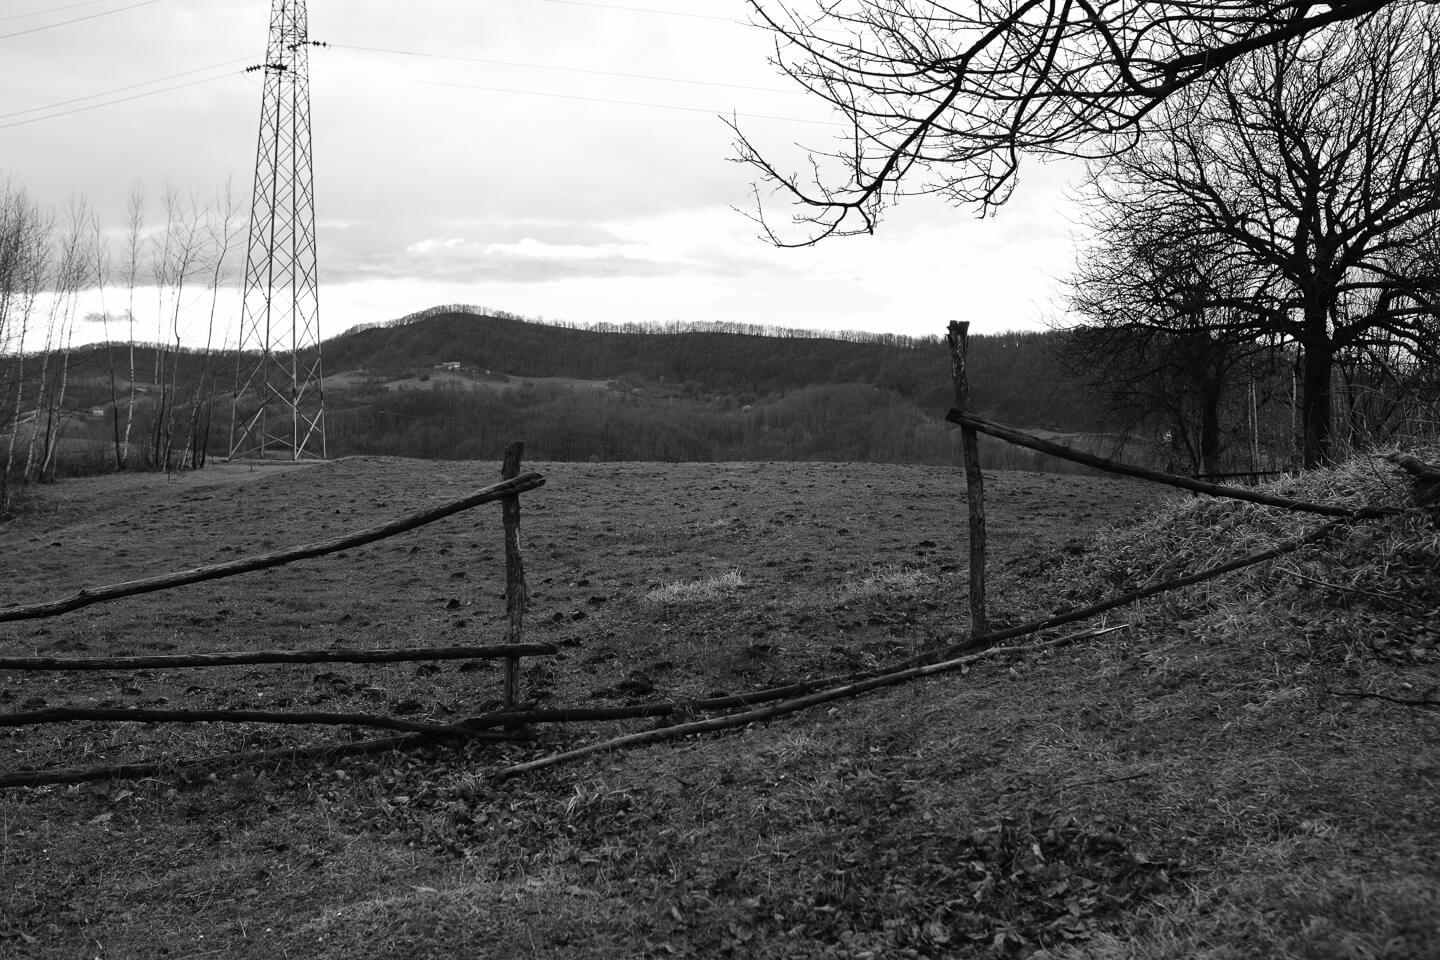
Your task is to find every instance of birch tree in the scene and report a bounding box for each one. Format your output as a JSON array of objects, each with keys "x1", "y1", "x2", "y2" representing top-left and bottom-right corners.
[{"x1": 0, "y1": 183, "x2": 49, "y2": 508}]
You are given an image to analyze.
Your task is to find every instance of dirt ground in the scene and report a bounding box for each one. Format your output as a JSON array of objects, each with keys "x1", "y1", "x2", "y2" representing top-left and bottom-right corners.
[
  {"x1": 1, "y1": 457, "x2": 1163, "y2": 746},
  {"x1": 3, "y1": 457, "x2": 1434, "y2": 959}
]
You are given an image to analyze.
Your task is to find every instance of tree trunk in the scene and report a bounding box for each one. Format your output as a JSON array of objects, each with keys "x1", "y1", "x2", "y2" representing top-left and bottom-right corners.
[
  {"x1": 1199, "y1": 391, "x2": 1223, "y2": 477},
  {"x1": 1299, "y1": 319, "x2": 1334, "y2": 467}
]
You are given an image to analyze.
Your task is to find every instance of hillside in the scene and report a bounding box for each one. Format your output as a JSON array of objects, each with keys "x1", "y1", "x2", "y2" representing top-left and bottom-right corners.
[
  {"x1": 12, "y1": 309, "x2": 1108, "y2": 470},
  {"x1": 318, "y1": 308, "x2": 1107, "y2": 465},
  {"x1": 1, "y1": 449, "x2": 1436, "y2": 957},
  {"x1": 323, "y1": 308, "x2": 1089, "y2": 426}
]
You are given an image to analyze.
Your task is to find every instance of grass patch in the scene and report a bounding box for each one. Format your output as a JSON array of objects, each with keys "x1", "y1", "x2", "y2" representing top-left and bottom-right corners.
[
  {"x1": 644, "y1": 569, "x2": 745, "y2": 605},
  {"x1": 836, "y1": 565, "x2": 936, "y2": 603}
]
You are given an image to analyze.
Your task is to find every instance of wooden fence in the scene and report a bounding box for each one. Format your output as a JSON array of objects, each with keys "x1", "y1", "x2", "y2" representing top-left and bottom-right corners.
[
  {"x1": 943, "y1": 320, "x2": 1404, "y2": 645},
  {"x1": 0, "y1": 442, "x2": 550, "y2": 788},
  {"x1": 453, "y1": 335, "x2": 1419, "y2": 782},
  {"x1": 4, "y1": 350, "x2": 1423, "y2": 789}
]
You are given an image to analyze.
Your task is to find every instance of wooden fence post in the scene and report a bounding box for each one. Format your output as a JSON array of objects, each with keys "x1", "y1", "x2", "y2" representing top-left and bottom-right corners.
[
  {"x1": 947, "y1": 321, "x2": 987, "y2": 640},
  {"x1": 501, "y1": 442, "x2": 529, "y2": 708}
]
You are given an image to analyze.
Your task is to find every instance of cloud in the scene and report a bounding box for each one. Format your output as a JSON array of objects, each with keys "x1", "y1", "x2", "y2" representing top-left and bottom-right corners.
[
  {"x1": 326, "y1": 231, "x2": 675, "y2": 284},
  {"x1": 320, "y1": 210, "x2": 794, "y2": 285}
]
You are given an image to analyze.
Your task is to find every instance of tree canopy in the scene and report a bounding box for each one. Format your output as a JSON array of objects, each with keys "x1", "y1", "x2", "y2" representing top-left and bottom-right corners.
[
  {"x1": 1068, "y1": 7, "x2": 1440, "y2": 465},
  {"x1": 736, "y1": 0, "x2": 1416, "y2": 243}
]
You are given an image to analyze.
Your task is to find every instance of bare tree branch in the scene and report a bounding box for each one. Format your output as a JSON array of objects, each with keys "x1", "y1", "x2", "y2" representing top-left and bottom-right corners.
[{"x1": 735, "y1": 0, "x2": 1419, "y2": 243}]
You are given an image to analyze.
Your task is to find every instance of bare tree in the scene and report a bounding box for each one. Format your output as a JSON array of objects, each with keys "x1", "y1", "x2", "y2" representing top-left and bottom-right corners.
[
  {"x1": 1064, "y1": 211, "x2": 1289, "y2": 474},
  {"x1": 1071, "y1": 9, "x2": 1440, "y2": 466},
  {"x1": 86, "y1": 206, "x2": 125, "y2": 470},
  {"x1": 150, "y1": 186, "x2": 206, "y2": 470},
  {"x1": 120, "y1": 183, "x2": 144, "y2": 468},
  {"x1": 0, "y1": 182, "x2": 50, "y2": 507},
  {"x1": 35, "y1": 198, "x2": 96, "y2": 481},
  {"x1": 1064, "y1": 321, "x2": 1282, "y2": 477},
  {"x1": 183, "y1": 179, "x2": 241, "y2": 469},
  {"x1": 734, "y1": 0, "x2": 1420, "y2": 243}
]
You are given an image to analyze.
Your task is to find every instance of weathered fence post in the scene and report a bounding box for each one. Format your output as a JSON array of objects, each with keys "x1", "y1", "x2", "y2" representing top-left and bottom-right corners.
[
  {"x1": 501, "y1": 441, "x2": 529, "y2": 708},
  {"x1": 947, "y1": 321, "x2": 988, "y2": 640}
]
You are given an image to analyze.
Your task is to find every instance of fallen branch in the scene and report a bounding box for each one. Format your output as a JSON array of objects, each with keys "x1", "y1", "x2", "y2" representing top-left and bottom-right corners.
[
  {"x1": 946, "y1": 410, "x2": 1396, "y2": 520},
  {"x1": 464, "y1": 677, "x2": 879, "y2": 730},
  {"x1": 922, "y1": 521, "x2": 1344, "y2": 661},
  {"x1": 478, "y1": 527, "x2": 1334, "y2": 729},
  {"x1": 1044, "y1": 766, "x2": 1171, "y2": 798},
  {"x1": 0, "y1": 472, "x2": 546, "y2": 623},
  {"x1": 493, "y1": 627, "x2": 1123, "y2": 781},
  {"x1": 0, "y1": 734, "x2": 421, "y2": 790},
  {"x1": 0, "y1": 726, "x2": 530, "y2": 790},
  {"x1": 486, "y1": 523, "x2": 1322, "y2": 732},
  {"x1": 1282, "y1": 568, "x2": 1428, "y2": 614},
  {"x1": 478, "y1": 523, "x2": 1329, "y2": 732},
  {"x1": 1326, "y1": 689, "x2": 1440, "y2": 711},
  {"x1": 0, "y1": 643, "x2": 556, "y2": 672}
]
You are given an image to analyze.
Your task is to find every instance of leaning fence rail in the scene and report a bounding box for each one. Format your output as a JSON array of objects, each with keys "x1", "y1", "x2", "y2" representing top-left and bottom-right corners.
[
  {"x1": 0, "y1": 471, "x2": 545, "y2": 623},
  {"x1": 944, "y1": 407, "x2": 1397, "y2": 520},
  {"x1": 1, "y1": 445, "x2": 550, "y2": 789}
]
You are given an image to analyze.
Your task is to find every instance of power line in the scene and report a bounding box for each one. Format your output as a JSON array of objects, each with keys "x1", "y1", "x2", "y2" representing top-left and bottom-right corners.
[
  {"x1": 328, "y1": 42, "x2": 798, "y2": 96},
  {"x1": 0, "y1": 71, "x2": 236, "y2": 130},
  {"x1": 0, "y1": 58, "x2": 251, "y2": 122},
  {"x1": 320, "y1": 69, "x2": 833, "y2": 126},
  {"x1": 0, "y1": 55, "x2": 824, "y2": 132},
  {"x1": 0, "y1": 0, "x2": 165, "y2": 40},
  {"x1": 1, "y1": 0, "x2": 131, "y2": 22}
]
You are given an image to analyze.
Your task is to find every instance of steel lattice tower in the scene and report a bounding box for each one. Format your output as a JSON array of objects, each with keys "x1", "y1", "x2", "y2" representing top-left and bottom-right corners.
[{"x1": 230, "y1": 0, "x2": 325, "y2": 460}]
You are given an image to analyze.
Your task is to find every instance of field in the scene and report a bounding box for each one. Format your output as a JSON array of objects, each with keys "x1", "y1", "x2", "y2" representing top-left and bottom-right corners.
[{"x1": 2, "y1": 456, "x2": 1437, "y2": 958}]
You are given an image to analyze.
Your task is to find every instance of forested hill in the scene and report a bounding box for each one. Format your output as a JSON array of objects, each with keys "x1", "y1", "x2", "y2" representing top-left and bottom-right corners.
[
  {"x1": 33, "y1": 309, "x2": 1106, "y2": 469},
  {"x1": 322, "y1": 307, "x2": 1097, "y2": 431}
]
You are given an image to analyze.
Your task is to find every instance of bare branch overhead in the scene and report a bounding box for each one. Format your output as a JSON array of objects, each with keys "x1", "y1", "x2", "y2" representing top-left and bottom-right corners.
[{"x1": 734, "y1": 0, "x2": 1411, "y2": 244}]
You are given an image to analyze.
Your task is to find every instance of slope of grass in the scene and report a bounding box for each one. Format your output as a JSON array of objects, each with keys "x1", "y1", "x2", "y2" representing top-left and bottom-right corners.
[{"x1": 1, "y1": 452, "x2": 1436, "y2": 958}]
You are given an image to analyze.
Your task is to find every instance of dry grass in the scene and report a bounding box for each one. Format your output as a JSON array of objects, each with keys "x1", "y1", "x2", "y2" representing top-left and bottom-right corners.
[
  {"x1": 2, "y1": 451, "x2": 1438, "y2": 958},
  {"x1": 643, "y1": 569, "x2": 746, "y2": 605}
]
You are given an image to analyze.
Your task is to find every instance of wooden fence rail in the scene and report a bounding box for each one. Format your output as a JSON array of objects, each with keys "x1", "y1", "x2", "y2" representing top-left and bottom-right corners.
[
  {"x1": 944, "y1": 408, "x2": 1397, "y2": 520},
  {"x1": 0, "y1": 472, "x2": 546, "y2": 623},
  {"x1": 0, "y1": 643, "x2": 558, "y2": 672},
  {"x1": 0, "y1": 706, "x2": 520, "y2": 738}
]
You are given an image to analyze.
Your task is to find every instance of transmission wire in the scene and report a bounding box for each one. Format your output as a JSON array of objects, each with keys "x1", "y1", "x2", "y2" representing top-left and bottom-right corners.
[
  {"x1": 0, "y1": 0, "x2": 165, "y2": 40},
  {"x1": 0, "y1": 57, "x2": 251, "y2": 122},
  {"x1": 0, "y1": 72, "x2": 236, "y2": 130}
]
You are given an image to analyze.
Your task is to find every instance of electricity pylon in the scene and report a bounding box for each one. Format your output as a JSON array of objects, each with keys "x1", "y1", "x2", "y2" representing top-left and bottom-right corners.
[{"x1": 230, "y1": 0, "x2": 325, "y2": 460}]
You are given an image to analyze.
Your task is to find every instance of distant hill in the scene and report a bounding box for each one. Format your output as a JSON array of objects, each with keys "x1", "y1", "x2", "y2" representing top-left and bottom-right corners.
[
  {"x1": 326, "y1": 308, "x2": 1098, "y2": 421},
  {"x1": 11, "y1": 308, "x2": 1110, "y2": 469},
  {"x1": 316, "y1": 307, "x2": 1106, "y2": 465}
]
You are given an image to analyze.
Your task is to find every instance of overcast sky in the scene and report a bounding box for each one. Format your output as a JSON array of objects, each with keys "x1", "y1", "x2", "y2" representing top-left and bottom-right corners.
[{"x1": 2, "y1": 0, "x2": 1086, "y2": 350}]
